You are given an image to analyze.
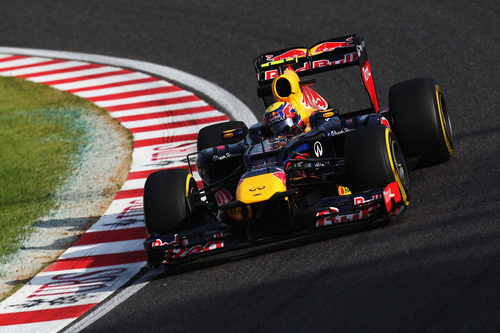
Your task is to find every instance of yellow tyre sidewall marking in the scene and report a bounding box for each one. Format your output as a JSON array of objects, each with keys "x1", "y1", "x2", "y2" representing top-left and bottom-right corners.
[
  {"x1": 385, "y1": 128, "x2": 410, "y2": 206},
  {"x1": 435, "y1": 85, "x2": 453, "y2": 155},
  {"x1": 185, "y1": 173, "x2": 194, "y2": 197}
]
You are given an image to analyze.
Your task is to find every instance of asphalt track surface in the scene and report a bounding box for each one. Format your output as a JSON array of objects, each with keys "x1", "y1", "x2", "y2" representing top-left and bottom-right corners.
[{"x1": 1, "y1": 1, "x2": 499, "y2": 331}]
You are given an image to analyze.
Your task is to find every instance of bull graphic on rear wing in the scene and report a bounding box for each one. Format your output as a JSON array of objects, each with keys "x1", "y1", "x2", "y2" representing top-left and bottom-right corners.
[{"x1": 254, "y1": 34, "x2": 379, "y2": 112}]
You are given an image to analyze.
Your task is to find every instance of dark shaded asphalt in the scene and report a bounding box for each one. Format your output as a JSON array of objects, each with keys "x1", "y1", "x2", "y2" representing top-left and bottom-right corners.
[{"x1": 1, "y1": 0, "x2": 499, "y2": 331}]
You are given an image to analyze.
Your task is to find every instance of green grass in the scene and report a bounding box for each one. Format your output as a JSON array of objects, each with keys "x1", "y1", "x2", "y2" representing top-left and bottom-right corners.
[{"x1": 0, "y1": 76, "x2": 107, "y2": 258}]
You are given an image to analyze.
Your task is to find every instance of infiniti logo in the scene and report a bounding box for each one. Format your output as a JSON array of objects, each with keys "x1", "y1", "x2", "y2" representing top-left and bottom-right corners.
[
  {"x1": 314, "y1": 141, "x2": 323, "y2": 157},
  {"x1": 249, "y1": 186, "x2": 266, "y2": 191}
]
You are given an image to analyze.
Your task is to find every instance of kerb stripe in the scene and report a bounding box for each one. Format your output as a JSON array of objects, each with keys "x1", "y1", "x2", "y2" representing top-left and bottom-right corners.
[
  {"x1": 43, "y1": 251, "x2": 146, "y2": 272},
  {"x1": 73, "y1": 227, "x2": 147, "y2": 246},
  {"x1": 0, "y1": 303, "x2": 98, "y2": 326},
  {"x1": 87, "y1": 85, "x2": 182, "y2": 102},
  {"x1": 0, "y1": 59, "x2": 66, "y2": 72},
  {"x1": 106, "y1": 94, "x2": 200, "y2": 112},
  {"x1": 127, "y1": 115, "x2": 228, "y2": 133},
  {"x1": 66, "y1": 76, "x2": 160, "y2": 93},
  {"x1": 133, "y1": 133, "x2": 199, "y2": 148},
  {"x1": 17, "y1": 63, "x2": 104, "y2": 78},
  {"x1": 116, "y1": 105, "x2": 215, "y2": 122},
  {"x1": 41, "y1": 69, "x2": 133, "y2": 85},
  {"x1": 0, "y1": 55, "x2": 27, "y2": 63}
]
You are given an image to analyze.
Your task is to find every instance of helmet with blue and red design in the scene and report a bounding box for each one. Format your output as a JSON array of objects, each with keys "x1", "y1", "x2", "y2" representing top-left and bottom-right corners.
[{"x1": 264, "y1": 101, "x2": 305, "y2": 136}]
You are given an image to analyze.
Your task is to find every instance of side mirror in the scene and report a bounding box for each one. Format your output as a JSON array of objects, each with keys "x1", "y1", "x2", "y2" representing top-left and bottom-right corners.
[{"x1": 221, "y1": 128, "x2": 245, "y2": 142}]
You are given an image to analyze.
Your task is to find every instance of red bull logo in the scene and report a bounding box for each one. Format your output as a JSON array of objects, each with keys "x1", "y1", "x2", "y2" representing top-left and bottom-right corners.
[
  {"x1": 265, "y1": 48, "x2": 307, "y2": 62},
  {"x1": 309, "y1": 37, "x2": 354, "y2": 56},
  {"x1": 152, "y1": 234, "x2": 185, "y2": 247},
  {"x1": 301, "y1": 85, "x2": 328, "y2": 110}
]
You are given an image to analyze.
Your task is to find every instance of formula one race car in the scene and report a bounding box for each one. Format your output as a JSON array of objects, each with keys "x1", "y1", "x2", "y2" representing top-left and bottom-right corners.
[{"x1": 143, "y1": 34, "x2": 453, "y2": 267}]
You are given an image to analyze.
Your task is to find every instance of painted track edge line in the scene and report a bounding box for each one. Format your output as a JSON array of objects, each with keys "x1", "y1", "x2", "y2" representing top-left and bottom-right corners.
[
  {"x1": 0, "y1": 47, "x2": 257, "y2": 126},
  {"x1": 60, "y1": 266, "x2": 167, "y2": 333}
]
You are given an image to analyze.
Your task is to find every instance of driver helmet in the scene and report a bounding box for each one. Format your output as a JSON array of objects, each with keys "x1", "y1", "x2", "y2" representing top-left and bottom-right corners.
[{"x1": 264, "y1": 101, "x2": 304, "y2": 136}]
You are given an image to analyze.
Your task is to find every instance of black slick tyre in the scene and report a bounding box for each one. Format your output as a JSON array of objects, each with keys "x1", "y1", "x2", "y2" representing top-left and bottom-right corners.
[
  {"x1": 143, "y1": 169, "x2": 197, "y2": 234},
  {"x1": 389, "y1": 77, "x2": 453, "y2": 165},
  {"x1": 345, "y1": 125, "x2": 409, "y2": 205}
]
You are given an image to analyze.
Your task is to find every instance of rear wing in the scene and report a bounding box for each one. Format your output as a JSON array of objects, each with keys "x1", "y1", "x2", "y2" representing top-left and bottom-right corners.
[{"x1": 254, "y1": 34, "x2": 380, "y2": 112}]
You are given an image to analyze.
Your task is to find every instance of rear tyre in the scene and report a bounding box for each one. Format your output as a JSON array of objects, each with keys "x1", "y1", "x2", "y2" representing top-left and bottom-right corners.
[
  {"x1": 345, "y1": 125, "x2": 409, "y2": 204},
  {"x1": 389, "y1": 77, "x2": 453, "y2": 165},
  {"x1": 197, "y1": 121, "x2": 248, "y2": 151},
  {"x1": 143, "y1": 169, "x2": 198, "y2": 234}
]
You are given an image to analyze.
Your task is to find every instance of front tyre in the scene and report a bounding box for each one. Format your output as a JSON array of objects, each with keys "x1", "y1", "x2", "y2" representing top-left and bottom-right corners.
[
  {"x1": 345, "y1": 125, "x2": 409, "y2": 205},
  {"x1": 143, "y1": 169, "x2": 198, "y2": 234},
  {"x1": 389, "y1": 77, "x2": 453, "y2": 165}
]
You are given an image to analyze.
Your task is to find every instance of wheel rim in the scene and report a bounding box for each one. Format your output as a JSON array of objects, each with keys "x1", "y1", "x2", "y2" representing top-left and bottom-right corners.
[
  {"x1": 391, "y1": 139, "x2": 409, "y2": 191},
  {"x1": 439, "y1": 93, "x2": 454, "y2": 149},
  {"x1": 436, "y1": 86, "x2": 454, "y2": 154}
]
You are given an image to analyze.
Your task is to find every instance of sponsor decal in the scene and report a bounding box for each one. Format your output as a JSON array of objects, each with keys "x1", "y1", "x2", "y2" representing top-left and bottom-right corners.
[
  {"x1": 151, "y1": 142, "x2": 197, "y2": 162},
  {"x1": 356, "y1": 40, "x2": 366, "y2": 57},
  {"x1": 313, "y1": 141, "x2": 323, "y2": 157},
  {"x1": 116, "y1": 199, "x2": 143, "y2": 221},
  {"x1": 354, "y1": 194, "x2": 382, "y2": 206},
  {"x1": 265, "y1": 48, "x2": 308, "y2": 62},
  {"x1": 315, "y1": 205, "x2": 380, "y2": 227},
  {"x1": 8, "y1": 294, "x2": 96, "y2": 310},
  {"x1": 312, "y1": 52, "x2": 358, "y2": 69},
  {"x1": 273, "y1": 170, "x2": 287, "y2": 188},
  {"x1": 21, "y1": 268, "x2": 128, "y2": 300},
  {"x1": 152, "y1": 234, "x2": 188, "y2": 247},
  {"x1": 262, "y1": 51, "x2": 357, "y2": 81},
  {"x1": 309, "y1": 38, "x2": 355, "y2": 55},
  {"x1": 379, "y1": 116, "x2": 390, "y2": 128},
  {"x1": 383, "y1": 181, "x2": 402, "y2": 212},
  {"x1": 330, "y1": 128, "x2": 354, "y2": 136},
  {"x1": 264, "y1": 69, "x2": 280, "y2": 81},
  {"x1": 103, "y1": 198, "x2": 144, "y2": 227},
  {"x1": 213, "y1": 152, "x2": 232, "y2": 161},
  {"x1": 337, "y1": 185, "x2": 352, "y2": 196},
  {"x1": 295, "y1": 62, "x2": 311, "y2": 73},
  {"x1": 249, "y1": 186, "x2": 265, "y2": 191},
  {"x1": 362, "y1": 63, "x2": 372, "y2": 81},
  {"x1": 360, "y1": 60, "x2": 380, "y2": 111},
  {"x1": 249, "y1": 185, "x2": 265, "y2": 197},
  {"x1": 164, "y1": 240, "x2": 224, "y2": 262},
  {"x1": 301, "y1": 85, "x2": 328, "y2": 110}
]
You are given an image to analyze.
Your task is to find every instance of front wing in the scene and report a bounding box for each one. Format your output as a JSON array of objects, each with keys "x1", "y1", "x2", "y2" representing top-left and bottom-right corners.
[{"x1": 144, "y1": 181, "x2": 405, "y2": 267}]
